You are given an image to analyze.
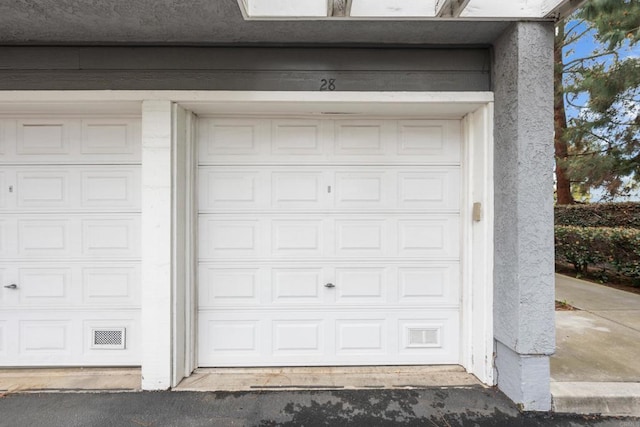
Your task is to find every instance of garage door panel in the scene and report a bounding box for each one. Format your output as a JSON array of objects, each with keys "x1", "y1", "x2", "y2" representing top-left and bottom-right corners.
[
  {"x1": 1, "y1": 311, "x2": 140, "y2": 366},
  {"x1": 206, "y1": 319, "x2": 261, "y2": 354},
  {"x1": 0, "y1": 321, "x2": 6, "y2": 356},
  {"x1": 6, "y1": 215, "x2": 140, "y2": 259},
  {"x1": 17, "y1": 120, "x2": 70, "y2": 155},
  {"x1": 272, "y1": 120, "x2": 326, "y2": 156},
  {"x1": 81, "y1": 265, "x2": 140, "y2": 306},
  {"x1": 397, "y1": 168, "x2": 460, "y2": 210},
  {"x1": 397, "y1": 217, "x2": 459, "y2": 258},
  {"x1": 17, "y1": 170, "x2": 70, "y2": 208},
  {"x1": 272, "y1": 219, "x2": 323, "y2": 256},
  {"x1": 198, "y1": 118, "x2": 460, "y2": 165},
  {"x1": 199, "y1": 266, "x2": 261, "y2": 306},
  {"x1": 19, "y1": 319, "x2": 73, "y2": 357},
  {"x1": 334, "y1": 170, "x2": 389, "y2": 208},
  {"x1": 199, "y1": 169, "x2": 265, "y2": 210},
  {"x1": 0, "y1": 219, "x2": 12, "y2": 257},
  {"x1": 81, "y1": 217, "x2": 140, "y2": 257},
  {"x1": 272, "y1": 268, "x2": 324, "y2": 304},
  {"x1": 0, "y1": 118, "x2": 140, "y2": 164},
  {"x1": 335, "y1": 219, "x2": 387, "y2": 257},
  {"x1": 273, "y1": 319, "x2": 325, "y2": 356},
  {"x1": 18, "y1": 218, "x2": 72, "y2": 257},
  {"x1": 272, "y1": 171, "x2": 325, "y2": 209},
  {"x1": 0, "y1": 268, "x2": 6, "y2": 303},
  {"x1": 81, "y1": 120, "x2": 139, "y2": 156},
  {"x1": 199, "y1": 166, "x2": 459, "y2": 213},
  {"x1": 398, "y1": 120, "x2": 460, "y2": 161},
  {"x1": 199, "y1": 219, "x2": 261, "y2": 259},
  {"x1": 0, "y1": 171, "x2": 6, "y2": 208},
  {"x1": 398, "y1": 264, "x2": 460, "y2": 304},
  {"x1": 334, "y1": 267, "x2": 387, "y2": 303},
  {"x1": 334, "y1": 121, "x2": 389, "y2": 156},
  {"x1": 1, "y1": 167, "x2": 141, "y2": 212},
  {"x1": 199, "y1": 118, "x2": 268, "y2": 159},
  {"x1": 336, "y1": 319, "x2": 387, "y2": 354},
  {"x1": 201, "y1": 215, "x2": 457, "y2": 260},
  {"x1": 2, "y1": 263, "x2": 140, "y2": 308},
  {"x1": 199, "y1": 310, "x2": 460, "y2": 366},
  {"x1": 80, "y1": 169, "x2": 140, "y2": 209},
  {"x1": 198, "y1": 262, "x2": 459, "y2": 308},
  {"x1": 18, "y1": 267, "x2": 74, "y2": 305}
]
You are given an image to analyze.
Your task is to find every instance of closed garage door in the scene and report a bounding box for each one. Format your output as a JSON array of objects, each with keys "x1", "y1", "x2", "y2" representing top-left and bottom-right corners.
[
  {"x1": 198, "y1": 118, "x2": 461, "y2": 366},
  {"x1": 0, "y1": 117, "x2": 141, "y2": 366}
]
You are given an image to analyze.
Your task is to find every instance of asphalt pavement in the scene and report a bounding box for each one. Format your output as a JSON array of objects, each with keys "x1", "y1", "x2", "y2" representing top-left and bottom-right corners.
[{"x1": 1, "y1": 388, "x2": 638, "y2": 427}]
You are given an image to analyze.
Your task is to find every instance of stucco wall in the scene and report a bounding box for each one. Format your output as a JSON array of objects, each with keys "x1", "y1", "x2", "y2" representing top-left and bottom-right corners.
[
  {"x1": 492, "y1": 21, "x2": 556, "y2": 410},
  {"x1": 0, "y1": 0, "x2": 509, "y2": 45}
]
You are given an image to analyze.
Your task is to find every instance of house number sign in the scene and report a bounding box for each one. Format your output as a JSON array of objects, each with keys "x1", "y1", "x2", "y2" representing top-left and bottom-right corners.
[{"x1": 319, "y1": 79, "x2": 336, "y2": 91}]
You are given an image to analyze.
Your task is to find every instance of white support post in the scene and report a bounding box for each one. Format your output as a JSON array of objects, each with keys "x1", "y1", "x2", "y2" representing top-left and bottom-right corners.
[{"x1": 141, "y1": 100, "x2": 174, "y2": 390}]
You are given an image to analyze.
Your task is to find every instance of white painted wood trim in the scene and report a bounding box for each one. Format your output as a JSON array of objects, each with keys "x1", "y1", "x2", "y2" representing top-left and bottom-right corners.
[
  {"x1": 141, "y1": 100, "x2": 174, "y2": 390},
  {"x1": 185, "y1": 111, "x2": 198, "y2": 378},
  {"x1": 171, "y1": 104, "x2": 190, "y2": 387},
  {"x1": 461, "y1": 103, "x2": 495, "y2": 385}
]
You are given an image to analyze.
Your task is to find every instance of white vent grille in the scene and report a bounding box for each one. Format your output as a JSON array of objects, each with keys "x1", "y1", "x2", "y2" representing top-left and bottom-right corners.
[
  {"x1": 91, "y1": 328, "x2": 126, "y2": 350},
  {"x1": 408, "y1": 328, "x2": 439, "y2": 348}
]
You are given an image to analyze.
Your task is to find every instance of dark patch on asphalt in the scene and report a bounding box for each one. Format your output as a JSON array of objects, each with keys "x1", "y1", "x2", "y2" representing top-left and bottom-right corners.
[{"x1": 0, "y1": 389, "x2": 638, "y2": 427}]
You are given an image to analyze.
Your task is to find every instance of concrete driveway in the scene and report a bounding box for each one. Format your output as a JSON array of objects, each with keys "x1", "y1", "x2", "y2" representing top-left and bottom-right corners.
[{"x1": 552, "y1": 274, "x2": 640, "y2": 416}]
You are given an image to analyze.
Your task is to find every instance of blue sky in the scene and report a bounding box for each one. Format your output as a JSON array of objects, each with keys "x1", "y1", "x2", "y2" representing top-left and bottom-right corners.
[{"x1": 562, "y1": 19, "x2": 640, "y2": 201}]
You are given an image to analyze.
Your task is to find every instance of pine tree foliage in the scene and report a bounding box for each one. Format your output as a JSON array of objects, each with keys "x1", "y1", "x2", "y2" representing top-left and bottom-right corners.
[{"x1": 555, "y1": 0, "x2": 640, "y2": 203}]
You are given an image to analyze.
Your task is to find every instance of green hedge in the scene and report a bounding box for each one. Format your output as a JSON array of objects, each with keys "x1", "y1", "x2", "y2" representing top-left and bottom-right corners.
[
  {"x1": 555, "y1": 202, "x2": 640, "y2": 228},
  {"x1": 555, "y1": 225, "x2": 640, "y2": 285}
]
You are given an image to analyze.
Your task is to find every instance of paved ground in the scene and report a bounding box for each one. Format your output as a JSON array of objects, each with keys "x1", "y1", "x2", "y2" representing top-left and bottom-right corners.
[
  {"x1": 1, "y1": 389, "x2": 639, "y2": 427},
  {"x1": 552, "y1": 274, "x2": 640, "y2": 415}
]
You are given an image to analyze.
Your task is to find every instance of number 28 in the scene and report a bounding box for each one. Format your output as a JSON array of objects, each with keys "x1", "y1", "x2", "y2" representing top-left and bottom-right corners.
[{"x1": 320, "y1": 79, "x2": 336, "y2": 91}]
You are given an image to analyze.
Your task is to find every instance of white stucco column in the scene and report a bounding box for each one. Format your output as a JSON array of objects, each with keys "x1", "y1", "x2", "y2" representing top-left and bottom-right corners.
[
  {"x1": 492, "y1": 22, "x2": 556, "y2": 411},
  {"x1": 141, "y1": 100, "x2": 173, "y2": 390}
]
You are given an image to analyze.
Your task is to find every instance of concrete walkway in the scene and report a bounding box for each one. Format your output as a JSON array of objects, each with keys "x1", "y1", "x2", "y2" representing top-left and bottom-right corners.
[{"x1": 552, "y1": 274, "x2": 640, "y2": 416}]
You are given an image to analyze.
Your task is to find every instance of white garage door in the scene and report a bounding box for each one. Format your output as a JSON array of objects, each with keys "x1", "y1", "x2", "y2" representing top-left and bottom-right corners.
[
  {"x1": 0, "y1": 117, "x2": 141, "y2": 366},
  {"x1": 198, "y1": 118, "x2": 461, "y2": 366}
]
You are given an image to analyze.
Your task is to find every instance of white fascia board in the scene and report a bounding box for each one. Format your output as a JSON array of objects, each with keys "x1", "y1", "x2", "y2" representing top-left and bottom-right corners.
[
  {"x1": 460, "y1": 0, "x2": 543, "y2": 18},
  {"x1": 541, "y1": 0, "x2": 587, "y2": 18},
  {"x1": 247, "y1": 0, "x2": 328, "y2": 17},
  {"x1": 240, "y1": 0, "x2": 584, "y2": 19},
  {"x1": 350, "y1": 0, "x2": 437, "y2": 17}
]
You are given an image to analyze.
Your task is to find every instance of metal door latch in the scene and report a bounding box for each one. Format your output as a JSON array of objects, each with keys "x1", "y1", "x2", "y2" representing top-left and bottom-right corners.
[
  {"x1": 4, "y1": 284, "x2": 17, "y2": 289},
  {"x1": 324, "y1": 283, "x2": 335, "y2": 288}
]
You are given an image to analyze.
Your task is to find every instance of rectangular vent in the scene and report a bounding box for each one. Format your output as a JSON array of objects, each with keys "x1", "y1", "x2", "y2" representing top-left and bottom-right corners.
[
  {"x1": 408, "y1": 328, "x2": 439, "y2": 348},
  {"x1": 91, "y1": 327, "x2": 126, "y2": 350}
]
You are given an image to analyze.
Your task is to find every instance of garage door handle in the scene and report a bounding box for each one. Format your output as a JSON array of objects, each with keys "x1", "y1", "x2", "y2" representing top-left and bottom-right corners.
[
  {"x1": 4, "y1": 284, "x2": 17, "y2": 289},
  {"x1": 325, "y1": 283, "x2": 335, "y2": 288}
]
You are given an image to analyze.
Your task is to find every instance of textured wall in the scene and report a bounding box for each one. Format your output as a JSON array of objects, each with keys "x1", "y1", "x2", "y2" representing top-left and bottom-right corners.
[
  {"x1": 493, "y1": 22, "x2": 555, "y2": 354},
  {"x1": 0, "y1": 0, "x2": 510, "y2": 45},
  {"x1": 495, "y1": 342, "x2": 551, "y2": 410},
  {"x1": 492, "y1": 21, "x2": 556, "y2": 411}
]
